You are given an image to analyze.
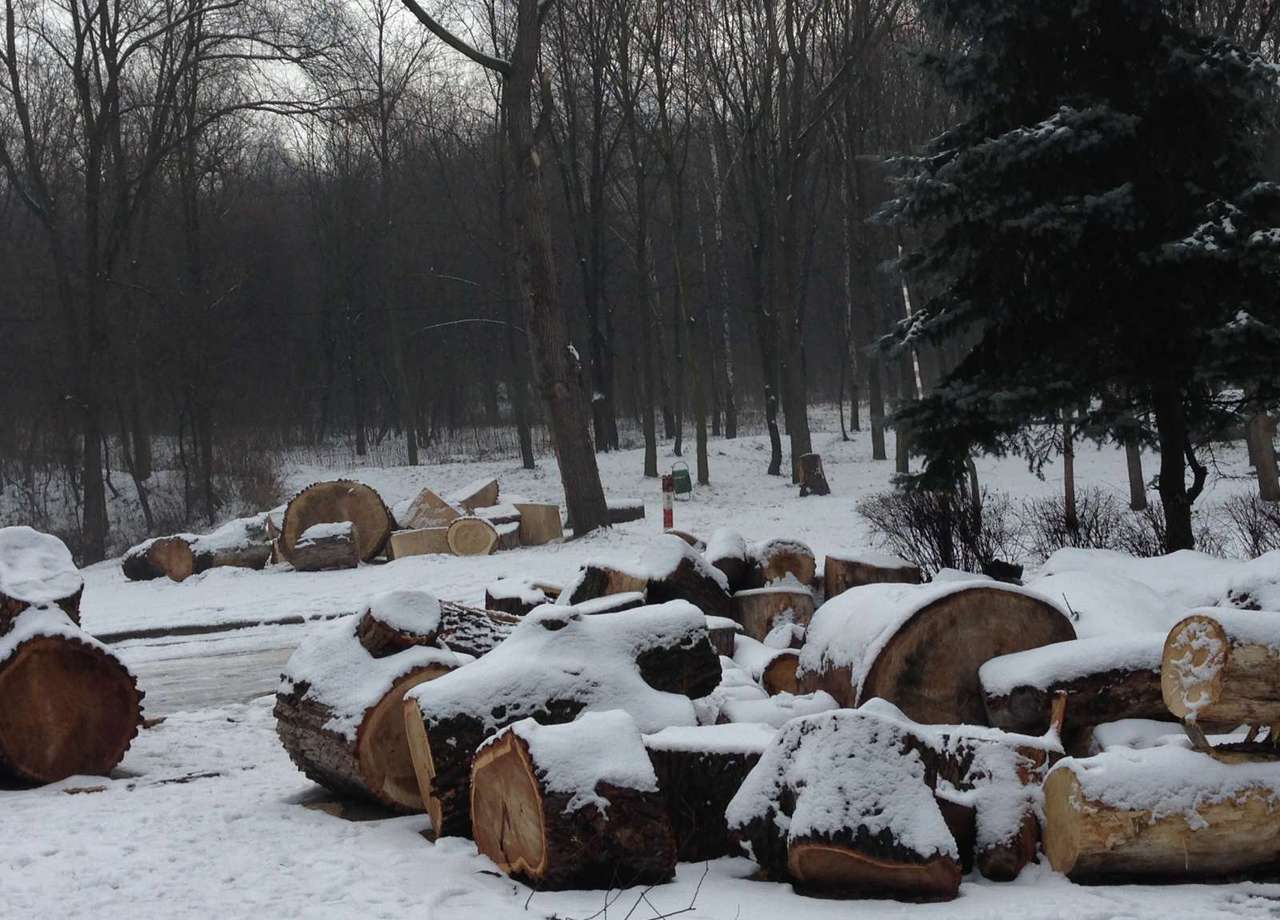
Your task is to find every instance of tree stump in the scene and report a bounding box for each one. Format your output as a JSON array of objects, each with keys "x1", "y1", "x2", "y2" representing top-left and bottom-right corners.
[
  {"x1": 798, "y1": 582, "x2": 1075, "y2": 722},
  {"x1": 121, "y1": 536, "x2": 195, "y2": 583},
  {"x1": 0, "y1": 526, "x2": 84, "y2": 626},
  {"x1": 797, "y1": 453, "x2": 830, "y2": 497},
  {"x1": 291, "y1": 522, "x2": 360, "y2": 572},
  {"x1": 0, "y1": 605, "x2": 142, "y2": 784},
  {"x1": 470, "y1": 712, "x2": 676, "y2": 888},
  {"x1": 732, "y1": 586, "x2": 816, "y2": 642},
  {"x1": 823, "y1": 551, "x2": 921, "y2": 601},
  {"x1": 446, "y1": 517, "x2": 498, "y2": 556},
  {"x1": 1162, "y1": 609, "x2": 1280, "y2": 726},
  {"x1": 748, "y1": 538, "x2": 816, "y2": 589},
  {"x1": 281, "y1": 480, "x2": 393, "y2": 563},
  {"x1": 706, "y1": 528, "x2": 751, "y2": 592}
]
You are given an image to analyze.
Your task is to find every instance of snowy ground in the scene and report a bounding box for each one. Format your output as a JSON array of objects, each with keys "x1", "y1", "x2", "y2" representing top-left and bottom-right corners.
[{"x1": 5, "y1": 424, "x2": 1274, "y2": 918}]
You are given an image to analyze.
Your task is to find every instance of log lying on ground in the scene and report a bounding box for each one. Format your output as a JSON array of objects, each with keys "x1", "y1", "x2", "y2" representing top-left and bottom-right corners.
[
  {"x1": 568, "y1": 592, "x2": 648, "y2": 615},
  {"x1": 281, "y1": 480, "x2": 393, "y2": 563},
  {"x1": 644, "y1": 723, "x2": 775, "y2": 860},
  {"x1": 762, "y1": 650, "x2": 800, "y2": 696},
  {"x1": 981, "y1": 634, "x2": 1166, "y2": 750},
  {"x1": 471, "y1": 712, "x2": 676, "y2": 887},
  {"x1": 402, "y1": 602, "x2": 719, "y2": 838},
  {"x1": 398, "y1": 487, "x2": 464, "y2": 530},
  {"x1": 0, "y1": 526, "x2": 84, "y2": 626},
  {"x1": 291, "y1": 522, "x2": 360, "y2": 572},
  {"x1": 706, "y1": 529, "x2": 751, "y2": 593},
  {"x1": 705, "y1": 615, "x2": 741, "y2": 657},
  {"x1": 732, "y1": 585, "x2": 816, "y2": 642},
  {"x1": 747, "y1": 538, "x2": 816, "y2": 589},
  {"x1": 191, "y1": 514, "x2": 273, "y2": 573},
  {"x1": 448, "y1": 477, "x2": 500, "y2": 512},
  {"x1": 0, "y1": 605, "x2": 142, "y2": 784},
  {"x1": 121, "y1": 535, "x2": 196, "y2": 583},
  {"x1": 356, "y1": 590, "x2": 442, "y2": 657},
  {"x1": 485, "y1": 577, "x2": 549, "y2": 617},
  {"x1": 1044, "y1": 746, "x2": 1280, "y2": 881},
  {"x1": 512, "y1": 502, "x2": 563, "y2": 546},
  {"x1": 386, "y1": 527, "x2": 451, "y2": 559},
  {"x1": 1162, "y1": 608, "x2": 1280, "y2": 726},
  {"x1": 564, "y1": 535, "x2": 732, "y2": 618},
  {"x1": 446, "y1": 517, "x2": 498, "y2": 556},
  {"x1": 606, "y1": 497, "x2": 645, "y2": 524},
  {"x1": 797, "y1": 453, "x2": 830, "y2": 497},
  {"x1": 435, "y1": 600, "x2": 519, "y2": 658},
  {"x1": 275, "y1": 600, "x2": 468, "y2": 811},
  {"x1": 823, "y1": 551, "x2": 921, "y2": 601},
  {"x1": 798, "y1": 581, "x2": 1075, "y2": 722}
]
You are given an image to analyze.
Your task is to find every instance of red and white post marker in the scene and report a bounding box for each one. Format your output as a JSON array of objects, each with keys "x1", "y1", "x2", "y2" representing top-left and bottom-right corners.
[{"x1": 661, "y1": 474, "x2": 674, "y2": 530}]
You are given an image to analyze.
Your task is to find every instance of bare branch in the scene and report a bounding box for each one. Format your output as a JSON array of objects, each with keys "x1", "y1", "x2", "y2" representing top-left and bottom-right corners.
[{"x1": 397, "y1": 0, "x2": 511, "y2": 77}]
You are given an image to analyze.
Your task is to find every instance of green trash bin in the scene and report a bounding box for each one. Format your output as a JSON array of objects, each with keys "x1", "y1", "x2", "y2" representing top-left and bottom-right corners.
[{"x1": 671, "y1": 461, "x2": 693, "y2": 500}]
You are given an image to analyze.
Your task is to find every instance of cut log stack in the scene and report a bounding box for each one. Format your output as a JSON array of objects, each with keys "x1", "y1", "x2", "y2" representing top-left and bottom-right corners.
[
  {"x1": 470, "y1": 712, "x2": 677, "y2": 889},
  {"x1": 823, "y1": 551, "x2": 922, "y2": 601},
  {"x1": 0, "y1": 527, "x2": 142, "y2": 785},
  {"x1": 401, "y1": 602, "x2": 720, "y2": 839},
  {"x1": 389, "y1": 480, "x2": 563, "y2": 558}
]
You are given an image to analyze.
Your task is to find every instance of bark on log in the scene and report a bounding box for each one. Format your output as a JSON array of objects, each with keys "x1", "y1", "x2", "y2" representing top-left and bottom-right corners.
[
  {"x1": 606, "y1": 499, "x2": 645, "y2": 524},
  {"x1": 823, "y1": 552, "x2": 921, "y2": 601},
  {"x1": 732, "y1": 586, "x2": 816, "y2": 643},
  {"x1": 190, "y1": 515, "x2": 274, "y2": 573},
  {"x1": 446, "y1": 517, "x2": 498, "y2": 556},
  {"x1": 748, "y1": 539, "x2": 816, "y2": 589},
  {"x1": 470, "y1": 714, "x2": 676, "y2": 887},
  {"x1": 484, "y1": 578, "x2": 549, "y2": 617},
  {"x1": 403, "y1": 604, "x2": 718, "y2": 839},
  {"x1": 399, "y1": 487, "x2": 464, "y2": 530},
  {"x1": 387, "y1": 527, "x2": 451, "y2": 559},
  {"x1": 797, "y1": 453, "x2": 831, "y2": 497},
  {"x1": 706, "y1": 615, "x2": 741, "y2": 658},
  {"x1": 121, "y1": 536, "x2": 195, "y2": 583},
  {"x1": 0, "y1": 527, "x2": 84, "y2": 627},
  {"x1": 567, "y1": 536, "x2": 732, "y2": 618},
  {"x1": 449, "y1": 478, "x2": 500, "y2": 512},
  {"x1": 291, "y1": 523, "x2": 360, "y2": 572},
  {"x1": 1162, "y1": 609, "x2": 1280, "y2": 726},
  {"x1": 435, "y1": 600, "x2": 519, "y2": 658},
  {"x1": 707, "y1": 529, "x2": 751, "y2": 593},
  {"x1": 281, "y1": 480, "x2": 393, "y2": 563},
  {"x1": 798, "y1": 583, "x2": 1075, "y2": 723},
  {"x1": 563, "y1": 563, "x2": 649, "y2": 604},
  {"x1": 513, "y1": 502, "x2": 564, "y2": 546},
  {"x1": 355, "y1": 592, "x2": 442, "y2": 658},
  {"x1": 0, "y1": 607, "x2": 142, "y2": 784}
]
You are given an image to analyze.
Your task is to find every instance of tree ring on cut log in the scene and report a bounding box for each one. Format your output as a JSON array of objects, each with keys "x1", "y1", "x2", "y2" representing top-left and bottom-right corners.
[
  {"x1": 280, "y1": 480, "x2": 393, "y2": 563},
  {"x1": 1161, "y1": 611, "x2": 1280, "y2": 726},
  {"x1": 470, "y1": 729, "x2": 548, "y2": 878},
  {"x1": 0, "y1": 636, "x2": 141, "y2": 783},
  {"x1": 355, "y1": 665, "x2": 454, "y2": 810},
  {"x1": 786, "y1": 841, "x2": 961, "y2": 902},
  {"x1": 446, "y1": 518, "x2": 498, "y2": 556}
]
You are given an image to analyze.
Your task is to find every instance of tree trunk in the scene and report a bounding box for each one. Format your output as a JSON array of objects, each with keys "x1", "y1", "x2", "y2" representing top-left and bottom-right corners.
[
  {"x1": 1247, "y1": 413, "x2": 1280, "y2": 501},
  {"x1": 1125, "y1": 431, "x2": 1147, "y2": 511},
  {"x1": 1063, "y1": 416, "x2": 1078, "y2": 531},
  {"x1": 1151, "y1": 380, "x2": 1198, "y2": 552}
]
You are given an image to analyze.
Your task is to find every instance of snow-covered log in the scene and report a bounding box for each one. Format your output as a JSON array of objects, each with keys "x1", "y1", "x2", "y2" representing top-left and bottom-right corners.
[
  {"x1": 1162, "y1": 608, "x2": 1280, "y2": 726},
  {"x1": 644, "y1": 723, "x2": 775, "y2": 860},
  {"x1": 747, "y1": 538, "x2": 816, "y2": 589},
  {"x1": 0, "y1": 605, "x2": 142, "y2": 784},
  {"x1": 470, "y1": 712, "x2": 676, "y2": 887},
  {"x1": 121, "y1": 535, "x2": 195, "y2": 583},
  {"x1": 291, "y1": 522, "x2": 359, "y2": 572},
  {"x1": 275, "y1": 605, "x2": 468, "y2": 812},
  {"x1": 190, "y1": 514, "x2": 273, "y2": 573},
  {"x1": 564, "y1": 535, "x2": 732, "y2": 618},
  {"x1": 280, "y1": 480, "x2": 393, "y2": 564},
  {"x1": 797, "y1": 453, "x2": 830, "y2": 497},
  {"x1": 386, "y1": 527, "x2": 451, "y2": 559},
  {"x1": 798, "y1": 581, "x2": 1075, "y2": 723},
  {"x1": 1043, "y1": 747, "x2": 1280, "y2": 881},
  {"x1": 732, "y1": 585, "x2": 815, "y2": 642},
  {"x1": 445, "y1": 517, "x2": 498, "y2": 556},
  {"x1": 706, "y1": 529, "x2": 751, "y2": 593},
  {"x1": 981, "y1": 634, "x2": 1167, "y2": 746},
  {"x1": 0, "y1": 526, "x2": 84, "y2": 626},
  {"x1": 354, "y1": 590, "x2": 442, "y2": 657},
  {"x1": 567, "y1": 592, "x2": 647, "y2": 615},
  {"x1": 705, "y1": 615, "x2": 741, "y2": 657},
  {"x1": 823, "y1": 551, "x2": 921, "y2": 601},
  {"x1": 512, "y1": 502, "x2": 563, "y2": 546},
  {"x1": 448, "y1": 478, "x2": 500, "y2": 512},
  {"x1": 434, "y1": 601, "x2": 519, "y2": 658},
  {"x1": 606, "y1": 497, "x2": 645, "y2": 524},
  {"x1": 485, "y1": 577, "x2": 549, "y2": 617},
  {"x1": 402, "y1": 603, "x2": 719, "y2": 838}
]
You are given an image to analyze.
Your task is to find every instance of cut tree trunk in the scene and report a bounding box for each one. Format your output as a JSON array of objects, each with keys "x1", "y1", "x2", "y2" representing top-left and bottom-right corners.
[
  {"x1": 470, "y1": 713, "x2": 676, "y2": 887},
  {"x1": 706, "y1": 615, "x2": 741, "y2": 657},
  {"x1": 566, "y1": 536, "x2": 732, "y2": 618},
  {"x1": 291, "y1": 523, "x2": 360, "y2": 572},
  {"x1": 387, "y1": 528, "x2": 451, "y2": 559},
  {"x1": 512, "y1": 502, "x2": 564, "y2": 546},
  {"x1": 706, "y1": 529, "x2": 751, "y2": 593},
  {"x1": 0, "y1": 527, "x2": 84, "y2": 627},
  {"x1": 0, "y1": 607, "x2": 142, "y2": 784},
  {"x1": 1162, "y1": 610, "x2": 1280, "y2": 726},
  {"x1": 449, "y1": 478, "x2": 500, "y2": 512},
  {"x1": 732, "y1": 587, "x2": 816, "y2": 643},
  {"x1": 121, "y1": 536, "x2": 195, "y2": 583},
  {"x1": 446, "y1": 518, "x2": 498, "y2": 557},
  {"x1": 280, "y1": 480, "x2": 393, "y2": 563},
  {"x1": 797, "y1": 453, "x2": 831, "y2": 497},
  {"x1": 644, "y1": 723, "x2": 773, "y2": 861},
  {"x1": 748, "y1": 539, "x2": 816, "y2": 589},
  {"x1": 606, "y1": 499, "x2": 646, "y2": 524},
  {"x1": 485, "y1": 578, "x2": 549, "y2": 617},
  {"x1": 762, "y1": 650, "x2": 801, "y2": 695},
  {"x1": 399, "y1": 487, "x2": 464, "y2": 530},
  {"x1": 798, "y1": 583, "x2": 1075, "y2": 722},
  {"x1": 190, "y1": 514, "x2": 273, "y2": 573},
  {"x1": 823, "y1": 553, "x2": 922, "y2": 601}
]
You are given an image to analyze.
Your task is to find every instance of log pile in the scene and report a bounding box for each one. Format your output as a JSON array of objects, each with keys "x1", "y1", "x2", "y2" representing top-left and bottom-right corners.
[
  {"x1": 470, "y1": 711, "x2": 676, "y2": 888},
  {"x1": 390, "y1": 480, "x2": 564, "y2": 557},
  {"x1": 1161, "y1": 608, "x2": 1280, "y2": 728},
  {"x1": 401, "y1": 602, "x2": 720, "y2": 838}
]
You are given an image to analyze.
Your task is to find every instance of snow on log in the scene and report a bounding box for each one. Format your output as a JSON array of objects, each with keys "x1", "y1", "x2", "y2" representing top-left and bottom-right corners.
[
  {"x1": 0, "y1": 527, "x2": 83, "y2": 625},
  {"x1": 797, "y1": 453, "x2": 831, "y2": 497},
  {"x1": 355, "y1": 590, "x2": 442, "y2": 657},
  {"x1": 717, "y1": 690, "x2": 839, "y2": 728},
  {"x1": 512, "y1": 502, "x2": 563, "y2": 546},
  {"x1": 1024, "y1": 568, "x2": 1184, "y2": 640},
  {"x1": 705, "y1": 615, "x2": 741, "y2": 657},
  {"x1": 485, "y1": 577, "x2": 549, "y2": 617},
  {"x1": 275, "y1": 611, "x2": 468, "y2": 811},
  {"x1": 798, "y1": 582, "x2": 1075, "y2": 723},
  {"x1": 606, "y1": 497, "x2": 646, "y2": 524},
  {"x1": 280, "y1": 480, "x2": 393, "y2": 564},
  {"x1": 291, "y1": 521, "x2": 359, "y2": 572},
  {"x1": 190, "y1": 514, "x2": 273, "y2": 573},
  {"x1": 1162, "y1": 608, "x2": 1280, "y2": 726},
  {"x1": 732, "y1": 585, "x2": 815, "y2": 642},
  {"x1": 398, "y1": 487, "x2": 463, "y2": 530},
  {"x1": 706, "y1": 528, "x2": 751, "y2": 593},
  {"x1": 470, "y1": 712, "x2": 676, "y2": 887},
  {"x1": 564, "y1": 535, "x2": 732, "y2": 618},
  {"x1": 446, "y1": 517, "x2": 498, "y2": 556},
  {"x1": 747, "y1": 538, "x2": 816, "y2": 589},
  {"x1": 644, "y1": 722, "x2": 775, "y2": 860},
  {"x1": 448, "y1": 478, "x2": 500, "y2": 512},
  {"x1": 402, "y1": 602, "x2": 719, "y2": 839},
  {"x1": 386, "y1": 527, "x2": 451, "y2": 559},
  {"x1": 1043, "y1": 746, "x2": 1280, "y2": 881},
  {"x1": 762, "y1": 650, "x2": 800, "y2": 696},
  {"x1": 121, "y1": 535, "x2": 195, "y2": 583},
  {"x1": 981, "y1": 634, "x2": 1167, "y2": 746},
  {"x1": 494, "y1": 521, "x2": 521, "y2": 551},
  {"x1": 823, "y1": 551, "x2": 922, "y2": 601},
  {"x1": 0, "y1": 605, "x2": 142, "y2": 784},
  {"x1": 566, "y1": 592, "x2": 648, "y2": 615}
]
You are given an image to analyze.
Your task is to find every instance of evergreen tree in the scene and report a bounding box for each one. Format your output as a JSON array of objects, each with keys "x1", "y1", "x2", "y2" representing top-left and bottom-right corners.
[{"x1": 882, "y1": 0, "x2": 1280, "y2": 552}]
